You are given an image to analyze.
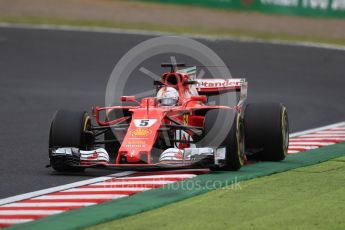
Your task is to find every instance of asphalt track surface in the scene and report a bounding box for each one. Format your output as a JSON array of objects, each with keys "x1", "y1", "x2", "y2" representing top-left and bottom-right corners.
[{"x1": 0, "y1": 27, "x2": 344, "y2": 198}]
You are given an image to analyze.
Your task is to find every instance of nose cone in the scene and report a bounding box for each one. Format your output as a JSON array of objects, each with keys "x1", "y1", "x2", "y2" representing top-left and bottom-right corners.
[
  {"x1": 116, "y1": 109, "x2": 166, "y2": 164},
  {"x1": 126, "y1": 150, "x2": 149, "y2": 163}
]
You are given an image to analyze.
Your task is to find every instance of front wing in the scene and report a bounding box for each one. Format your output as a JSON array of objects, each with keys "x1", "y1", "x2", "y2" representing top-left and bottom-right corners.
[{"x1": 49, "y1": 147, "x2": 227, "y2": 170}]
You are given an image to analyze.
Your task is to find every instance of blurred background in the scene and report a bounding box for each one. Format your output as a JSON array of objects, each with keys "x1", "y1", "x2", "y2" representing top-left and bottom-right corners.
[{"x1": 0, "y1": 0, "x2": 344, "y2": 45}]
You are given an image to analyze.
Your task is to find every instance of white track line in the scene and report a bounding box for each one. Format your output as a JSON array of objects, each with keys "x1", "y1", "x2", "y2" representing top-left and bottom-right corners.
[
  {"x1": 31, "y1": 195, "x2": 127, "y2": 200},
  {"x1": 0, "y1": 219, "x2": 33, "y2": 224},
  {"x1": 0, "y1": 210, "x2": 63, "y2": 215},
  {"x1": 288, "y1": 146, "x2": 319, "y2": 150},
  {"x1": 0, "y1": 23, "x2": 344, "y2": 51},
  {"x1": 120, "y1": 174, "x2": 196, "y2": 179},
  {"x1": 64, "y1": 188, "x2": 150, "y2": 192},
  {"x1": 290, "y1": 122, "x2": 345, "y2": 137},
  {"x1": 290, "y1": 138, "x2": 345, "y2": 141},
  {"x1": 2, "y1": 202, "x2": 96, "y2": 207},
  {"x1": 288, "y1": 142, "x2": 334, "y2": 146},
  {"x1": 315, "y1": 131, "x2": 345, "y2": 134},
  {"x1": 94, "y1": 181, "x2": 174, "y2": 186},
  {"x1": 288, "y1": 150, "x2": 300, "y2": 154},
  {"x1": 299, "y1": 135, "x2": 345, "y2": 138},
  {"x1": 0, "y1": 171, "x2": 135, "y2": 206}
]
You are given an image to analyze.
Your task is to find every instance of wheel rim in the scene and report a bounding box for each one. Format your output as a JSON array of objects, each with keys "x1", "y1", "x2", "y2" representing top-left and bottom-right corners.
[
  {"x1": 281, "y1": 108, "x2": 289, "y2": 156},
  {"x1": 237, "y1": 115, "x2": 245, "y2": 165}
]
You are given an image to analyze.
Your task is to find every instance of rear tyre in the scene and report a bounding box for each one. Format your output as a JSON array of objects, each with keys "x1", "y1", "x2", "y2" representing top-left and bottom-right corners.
[
  {"x1": 49, "y1": 110, "x2": 93, "y2": 172},
  {"x1": 244, "y1": 103, "x2": 289, "y2": 161},
  {"x1": 203, "y1": 109, "x2": 245, "y2": 171}
]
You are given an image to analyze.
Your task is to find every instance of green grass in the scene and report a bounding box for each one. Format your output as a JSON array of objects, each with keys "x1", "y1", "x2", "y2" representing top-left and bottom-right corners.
[
  {"x1": 1, "y1": 16, "x2": 345, "y2": 46},
  {"x1": 87, "y1": 156, "x2": 345, "y2": 230}
]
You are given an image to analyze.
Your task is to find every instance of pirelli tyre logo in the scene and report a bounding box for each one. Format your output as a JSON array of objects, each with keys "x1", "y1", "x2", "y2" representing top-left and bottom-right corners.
[{"x1": 131, "y1": 128, "x2": 151, "y2": 137}]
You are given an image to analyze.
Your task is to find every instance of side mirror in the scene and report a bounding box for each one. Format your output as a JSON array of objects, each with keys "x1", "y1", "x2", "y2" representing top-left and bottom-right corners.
[
  {"x1": 190, "y1": 95, "x2": 207, "y2": 103},
  {"x1": 120, "y1": 96, "x2": 137, "y2": 102}
]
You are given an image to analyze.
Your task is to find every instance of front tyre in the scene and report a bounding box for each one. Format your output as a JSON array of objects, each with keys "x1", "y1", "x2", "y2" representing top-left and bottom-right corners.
[
  {"x1": 244, "y1": 103, "x2": 289, "y2": 161},
  {"x1": 203, "y1": 109, "x2": 245, "y2": 171},
  {"x1": 49, "y1": 110, "x2": 93, "y2": 172}
]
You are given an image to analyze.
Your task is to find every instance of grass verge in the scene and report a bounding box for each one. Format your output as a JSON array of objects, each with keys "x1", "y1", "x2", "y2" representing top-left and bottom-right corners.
[
  {"x1": 1, "y1": 16, "x2": 345, "y2": 46},
  {"x1": 88, "y1": 156, "x2": 345, "y2": 230}
]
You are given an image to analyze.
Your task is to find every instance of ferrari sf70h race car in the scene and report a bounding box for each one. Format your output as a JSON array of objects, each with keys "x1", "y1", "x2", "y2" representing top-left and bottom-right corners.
[{"x1": 48, "y1": 63, "x2": 289, "y2": 172}]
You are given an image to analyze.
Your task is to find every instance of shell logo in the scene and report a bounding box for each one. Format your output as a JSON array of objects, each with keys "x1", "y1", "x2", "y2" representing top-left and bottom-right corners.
[{"x1": 131, "y1": 128, "x2": 151, "y2": 137}]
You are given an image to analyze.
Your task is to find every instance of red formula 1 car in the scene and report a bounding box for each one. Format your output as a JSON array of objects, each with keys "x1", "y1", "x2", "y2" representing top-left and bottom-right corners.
[{"x1": 48, "y1": 63, "x2": 289, "y2": 172}]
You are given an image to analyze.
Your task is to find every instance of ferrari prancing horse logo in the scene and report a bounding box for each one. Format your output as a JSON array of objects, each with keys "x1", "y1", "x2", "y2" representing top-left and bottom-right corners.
[{"x1": 183, "y1": 115, "x2": 188, "y2": 125}]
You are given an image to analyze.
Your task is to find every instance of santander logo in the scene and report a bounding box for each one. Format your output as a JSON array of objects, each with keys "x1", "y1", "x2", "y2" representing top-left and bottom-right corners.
[{"x1": 196, "y1": 79, "x2": 243, "y2": 88}]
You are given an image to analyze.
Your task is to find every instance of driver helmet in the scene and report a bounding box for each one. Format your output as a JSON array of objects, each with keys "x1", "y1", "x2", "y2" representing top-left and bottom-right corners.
[{"x1": 157, "y1": 87, "x2": 179, "y2": 106}]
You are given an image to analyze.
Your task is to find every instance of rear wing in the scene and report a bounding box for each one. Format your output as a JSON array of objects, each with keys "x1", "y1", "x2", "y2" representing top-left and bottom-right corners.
[
  {"x1": 196, "y1": 78, "x2": 248, "y2": 107},
  {"x1": 176, "y1": 66, "x2": 247, "y2": 106},
  {"x1": 176, "y1": 66, "x2": 246, "y2": 93},
  {"x1": 196, "y1": 78, "x2": 247, "y2": 93}
]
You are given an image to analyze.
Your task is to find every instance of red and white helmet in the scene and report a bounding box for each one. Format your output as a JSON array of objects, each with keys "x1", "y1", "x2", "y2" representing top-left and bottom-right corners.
[{"x1": 157, "y1": 87, "x2": 179, "y2": 106}]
